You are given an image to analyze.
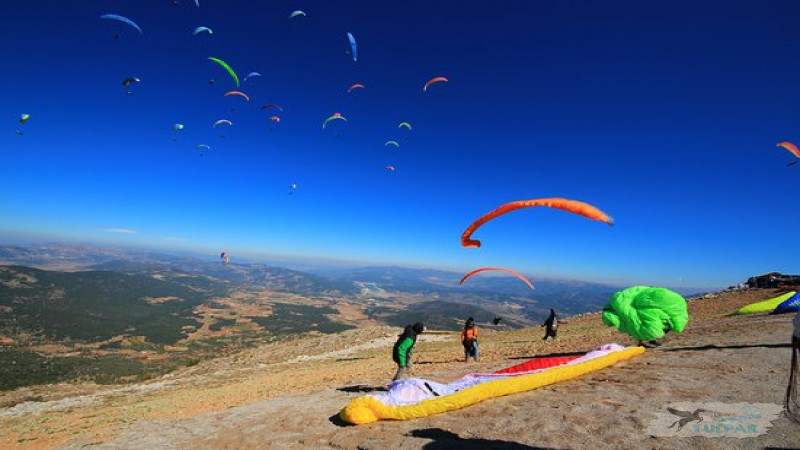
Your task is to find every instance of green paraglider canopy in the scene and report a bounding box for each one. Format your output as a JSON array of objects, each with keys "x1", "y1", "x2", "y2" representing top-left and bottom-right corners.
[{"x1": 602, "y1": 286, "x2": 689, "y2": 342}]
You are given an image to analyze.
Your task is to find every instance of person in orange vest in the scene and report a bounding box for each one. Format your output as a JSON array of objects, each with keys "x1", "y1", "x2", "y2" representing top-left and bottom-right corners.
[{"x1": 461, "y1": 317, "x2": 479, "y2": 363}]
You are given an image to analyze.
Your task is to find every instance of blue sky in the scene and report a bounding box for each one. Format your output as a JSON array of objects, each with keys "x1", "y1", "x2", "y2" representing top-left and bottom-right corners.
[{"x1": 1, "y1": 0, "x2": 798, "y2": 289}]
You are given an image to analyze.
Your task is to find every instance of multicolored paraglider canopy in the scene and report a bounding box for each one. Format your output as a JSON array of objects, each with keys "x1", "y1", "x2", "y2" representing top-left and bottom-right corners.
[
  {"x1": 339, "y1": 344, "x2": 643, "y2": 424},
  {"x1": 773, "y1": 292, "x2": 800, "y2": 315},
  {"x1": 322, "y1": 112, "x2": 347, "y2": 129},
  {"x1": 736, "y1": 291, "x2": 797, "y2": 315}
]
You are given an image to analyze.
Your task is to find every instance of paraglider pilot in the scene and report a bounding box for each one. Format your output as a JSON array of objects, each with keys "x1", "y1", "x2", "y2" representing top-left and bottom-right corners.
[
  {"x1": 392, "y1": 322, "x2": 424, "y2": 381},
  {"x1": 461, "y1": 317, "x2": 479, "y2": 362},
  {"x1": 542, "y1": 309, "x2": 558, "y2": 340}
]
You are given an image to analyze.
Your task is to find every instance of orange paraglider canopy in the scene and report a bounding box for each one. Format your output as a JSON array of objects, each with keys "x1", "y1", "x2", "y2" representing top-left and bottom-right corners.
[
  {"x1": 423, "y1": 76, "x2": 449, "y2": 92},
  {"x1": 777, "y1": 141, "x2": 800, "y2": 158},
  {"x1": 223, "y1": 90, "x2": 250, "y2": 102},
  {"x1": 459, "y1": 267, "x2": 535, "y2": 291},
  {"x1": 347, "y1": 83, "x2": 365, "y2": 93},
  {"x1": 461, "y1": 198, "x2": 614, "y2": 248}
]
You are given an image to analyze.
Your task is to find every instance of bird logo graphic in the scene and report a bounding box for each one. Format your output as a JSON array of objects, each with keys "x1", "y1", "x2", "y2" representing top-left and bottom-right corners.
[{"x1": 666, "y1": 407, "x2": 709, "y2": 430}]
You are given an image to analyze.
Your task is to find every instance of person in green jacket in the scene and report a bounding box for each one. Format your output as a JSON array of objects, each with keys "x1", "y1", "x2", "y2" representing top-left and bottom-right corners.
[{"x1": 392, "y1": 322, "x2": 424, "y2": 381}]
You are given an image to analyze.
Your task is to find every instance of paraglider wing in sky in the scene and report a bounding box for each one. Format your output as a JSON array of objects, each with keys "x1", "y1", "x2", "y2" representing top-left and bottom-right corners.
[
  {"x1": 193, "y1": 26, "x2": 213, "y2": 35},
  {"x1": 19, "y1": 114, "x2": 30, "y2": 125},
  {"x1": 223, "y1": 90, "x2": 250, "y2": 102},
  {"x1": 269, "y1": 116, "x2": 280, "y2": 123},
  {"x1": 261, "y1": 104, "x2": 283, "y2": 111},
  {"x1": 244, "y1": 72, "x2": 262, "y2": 81},
  {"x1": 121, "y1": 77, "x2": 140, "y2": 87},
  {"x1": 208, "y1": 57, "x2": 240, "y2": 87},
  {"x1": 459, "y1": 267, "x2": 535, "y2": 292},
  {"x1": 602, "y1": 286, "x2": 688, "y2": 342},
  {"x1": 423, "y1": 76, "x2": 449, "y2": 92},
  {"x1": 777, "y1": 142, "x2": 800, "y2": 159},
  {"x1": 289, "y1": 10, "x2": 306, "y2": 19},
  {"x1": 461, "y1": 198, "x2": 614, "y2": 248},
  {"x1": 398, "y1": 122, "x2": 412, "y2": 131},
  {"x1": 347, "y1": 83, "x2": 365, "y2": 93},
  {"x1": 100, "y1": 14, "x2": 144, "y2": 34},
  {"x1": 347, "y1": 32, "x2": 357, "y2": 62},
  {"x1": 384, "y1": 165, "x2": 396, "y2": 171},
  {"x1": 173, "y1": 123, "x2": 184, "y2": 131},
  {"x1": 213, "y1": 119, "x2": 233, "y2": 128},
  {"x1": 385, "y1": 140, "x2": 400, "y2": 147},
  {"x1": 322, "y1": 112, "x2": 347, "y2": 129}
]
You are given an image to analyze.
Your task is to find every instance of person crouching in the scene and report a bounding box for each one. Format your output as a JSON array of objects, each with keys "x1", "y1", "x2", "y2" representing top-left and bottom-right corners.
[{"x1": 392, "y1": 322, "x2": 424, "y2": 381}]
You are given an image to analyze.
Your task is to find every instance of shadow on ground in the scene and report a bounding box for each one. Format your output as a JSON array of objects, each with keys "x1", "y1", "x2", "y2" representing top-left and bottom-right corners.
[
  {"x1": 409, "y1": 428, "x2": 561, "y2": 449},
  {"x1": 337, "y1": 384, "x2": 388, "y2": 393},
  {"x1": 508, "y1": 351, "x2": 585, "y2": 360},
  {"x1": 663, "y1": 343, "x2": 790, "y2": 352}
]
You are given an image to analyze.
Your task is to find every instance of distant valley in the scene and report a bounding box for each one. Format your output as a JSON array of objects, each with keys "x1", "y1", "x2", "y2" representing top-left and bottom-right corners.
[{"x1": 0, "y1": 243, "x2": 648, "y2": 390}]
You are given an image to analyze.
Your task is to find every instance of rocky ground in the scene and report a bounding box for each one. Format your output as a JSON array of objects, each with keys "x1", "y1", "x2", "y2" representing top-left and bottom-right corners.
[{"x1": 1, "y1": 288, "x2": 798, "y2": 449}]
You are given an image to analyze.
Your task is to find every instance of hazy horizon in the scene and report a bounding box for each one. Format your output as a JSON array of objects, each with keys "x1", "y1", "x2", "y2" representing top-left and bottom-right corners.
[{"x1": 0, "y1": 231, "x2": 746, "y2": 293}]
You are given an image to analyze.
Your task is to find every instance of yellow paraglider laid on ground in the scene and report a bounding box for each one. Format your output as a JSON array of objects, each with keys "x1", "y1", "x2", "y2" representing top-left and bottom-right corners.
[
  {"x1": 735, "y1": 291, "x2": 797, "y2": 315},
  {"x1": 340, "y1": 345, "x2": 644, "y2": 424}
]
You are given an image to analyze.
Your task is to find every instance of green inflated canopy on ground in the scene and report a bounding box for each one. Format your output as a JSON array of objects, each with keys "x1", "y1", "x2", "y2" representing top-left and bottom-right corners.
[
  {"x1": 602, "y1": 286, "x2": 689, "y2": 342},
  {"x1": 735, "y1": 291, "x2": 797, "y2": 315}
]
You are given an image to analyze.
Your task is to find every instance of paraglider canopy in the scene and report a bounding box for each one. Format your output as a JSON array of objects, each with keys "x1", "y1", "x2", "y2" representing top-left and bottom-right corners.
[
  {"x1": 398, "y1": 122, "x2": 412, "y2": 131},
  {"x1": 385, "y1": 140, "x2": 400, "y2": 147},
  {"x1": 347, "y1": 32, "x2": 358, "y2": 62},
  {"x1": 778, "y1": 142, "x2": 800, "y2": 158},
  {"x1": 602, "y1": 286, "x2": 689, "y2": 342},
  {"x1": 19, "y1": 114, "x2": 30, "y2": 125},
  {"x1": 423, "y1": 76, "x2": 449, "y2": 92},
  {"x1": 173, "y1": 123, "x2": 184, "y2": 131},
  {"x1": 348, "y1": 83, "x2": 365, "y2": 93},
  {"x1": 461, "y1": 197, "x2": 614, "y2": 248},
  {"x1": 100, "y1": 14, "x2": 144, "y2": 34},
  {"x1": 459, "y1": 267, "x2": 535, "y2": 292},
  {"x1": 223, "y1": 90, "x2": 250, "y2": 102},
  {"x1": 122, "y1": 77, "x2": 140, "y2": 87},
  {"x1": 322, "y1": 112, "x2": 347, "y2": 129},
  {"x1": 244, "y1": 72, "x2": 262, "y2": 81},
  {"x1": 778, "y1": 142, "x2": 800, "y2": 166},
  {"x1": 208, "y1": 57, "x2": 240, "y2": 87},
  {"x1": 193, "y1": 26, "x2": 213, "y2": 35}
]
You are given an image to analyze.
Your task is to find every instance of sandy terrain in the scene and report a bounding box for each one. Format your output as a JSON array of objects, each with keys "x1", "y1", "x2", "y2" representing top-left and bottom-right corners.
[{"x1": 1, "y1": 289, "x2": 798, "y2": 449}]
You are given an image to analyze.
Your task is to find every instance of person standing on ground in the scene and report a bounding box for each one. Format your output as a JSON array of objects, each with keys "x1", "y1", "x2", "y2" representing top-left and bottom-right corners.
[
  {"x1": 461, "y1": 317, "x2": 479, "y2": 363},
  {"x1": 392, "y1": 322, "x2": 424, "y2": 381},
  {"x1": 542, "y1": 309, "x2": 558, "y2": 340},
  {"x1": 786, "y1": 310, "x2": 800, "y2": 423}
]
